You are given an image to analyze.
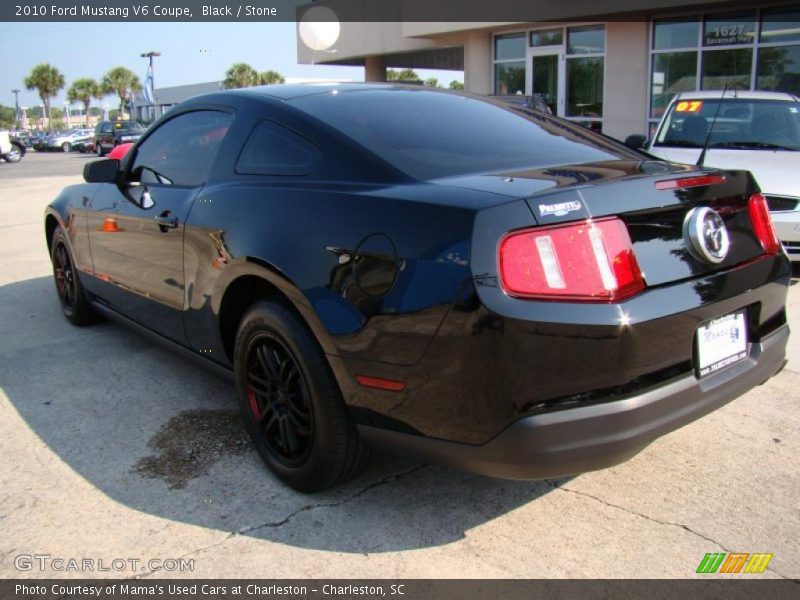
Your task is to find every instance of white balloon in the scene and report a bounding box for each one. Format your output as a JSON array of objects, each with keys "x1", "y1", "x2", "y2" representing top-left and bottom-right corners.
[{"x1": 298, "y1": 6, "x2": 340, "y2": 51}]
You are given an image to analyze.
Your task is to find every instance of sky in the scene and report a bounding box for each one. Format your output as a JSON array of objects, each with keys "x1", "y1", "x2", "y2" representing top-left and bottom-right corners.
[{"x1": 0, "y1": 22, "x2": 464, "y2": 109}]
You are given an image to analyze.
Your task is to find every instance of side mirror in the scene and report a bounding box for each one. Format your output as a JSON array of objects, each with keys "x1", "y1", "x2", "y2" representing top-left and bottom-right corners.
[
  {"x1": 84, "y1": 159, "x2": 120, "y2": 183},
  {"x1": 624, "y1": 134, "x2": 647, "y2": 150}
]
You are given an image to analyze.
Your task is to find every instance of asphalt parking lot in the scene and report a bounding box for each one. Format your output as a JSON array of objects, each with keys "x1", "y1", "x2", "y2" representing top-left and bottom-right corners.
[{"x1": 1, "y1": 152, "x2": 799, "y2": 580}]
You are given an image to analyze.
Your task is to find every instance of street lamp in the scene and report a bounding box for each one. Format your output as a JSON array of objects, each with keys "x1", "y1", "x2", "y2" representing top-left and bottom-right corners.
[
  {"x1": 140, "y1": 50, "x2": 161, "y2": 121},
  {"x1": 11, "y1": 89, "x2": 20, "y2": 129},
  {"x1": 64, "y1": 101, "x2": 71, "y2": 129}
]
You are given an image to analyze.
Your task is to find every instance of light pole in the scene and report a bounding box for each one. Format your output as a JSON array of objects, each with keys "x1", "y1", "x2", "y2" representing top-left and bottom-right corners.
[
  {"x1": 140, "y1": 50, "x2": 161, "y2": 121},
  {"x1": 11, "y1": 89, "x2": 20, "y2": 129},
  {"x1": 64, "y1": 101, "x2": 71, "y2": 129}
]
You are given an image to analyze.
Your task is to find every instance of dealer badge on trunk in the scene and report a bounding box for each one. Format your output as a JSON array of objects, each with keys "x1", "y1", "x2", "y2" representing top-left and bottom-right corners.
[{"x1": 683, "y1": 206, "x2": 730, "y2": 264}]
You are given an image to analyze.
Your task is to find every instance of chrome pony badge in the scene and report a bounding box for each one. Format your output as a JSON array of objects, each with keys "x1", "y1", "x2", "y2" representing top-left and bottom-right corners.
[
  {"x1": 538, "y1": 200, "x2": 582, "y2": 218},
  {"x1": 683, "y1": 207, "x2": 730, "y2": 264}
]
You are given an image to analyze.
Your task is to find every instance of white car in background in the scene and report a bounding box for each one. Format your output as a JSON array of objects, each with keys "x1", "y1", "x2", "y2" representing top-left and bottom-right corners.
[
  {"x1": 48, "y1": 128, "x2": 95, "y2": 152},
  {"x1": 0, "y1": 130, "x2": 25, "y2": 162},
  {"x1": 632, "y1": 91, "x2": 800, "y2": 263}
]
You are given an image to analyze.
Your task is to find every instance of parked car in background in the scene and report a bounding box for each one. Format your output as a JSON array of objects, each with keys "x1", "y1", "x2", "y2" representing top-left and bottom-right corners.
[
  {"x1": 10, "y1": 130, "x2": 31, "y2": 149},
  {"x1": 49, "y1": 128, "x2": 95, "y2": 152},
  {"x1": 626, "y1": 91, "x2": 800, "y2": 262},
  {"x1": 94, "y1": 120, "x2": 145, "y2": 156},
  {"x1": 31, "y1": 132, "x2": 51, "y2": 151},
  {"x1": 46, "y1": 84, "x2": 789, "y2": 491},
  {"x1": 0, "y1": 130, "x2": 25, "y2": 162}
]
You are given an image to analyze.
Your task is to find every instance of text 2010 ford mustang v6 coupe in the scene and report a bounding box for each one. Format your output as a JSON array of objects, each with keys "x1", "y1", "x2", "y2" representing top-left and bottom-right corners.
[{"x1": 45, "y1": 84, "x2": 790, "y2": 491}]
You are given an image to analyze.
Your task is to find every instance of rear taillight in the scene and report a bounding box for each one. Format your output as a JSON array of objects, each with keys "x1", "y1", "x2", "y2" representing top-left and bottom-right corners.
[
  {"x1": 748, "y1": 193, "x2": 781, "y2": 254},
  {"x1": 498, "y1": 217, "x2": 645, "y2": 302}
]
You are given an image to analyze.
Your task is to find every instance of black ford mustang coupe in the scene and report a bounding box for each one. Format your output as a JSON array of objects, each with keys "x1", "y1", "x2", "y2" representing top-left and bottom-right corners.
[{"x1": 46, "y1": 84, "x2": 790, "y2": 491}]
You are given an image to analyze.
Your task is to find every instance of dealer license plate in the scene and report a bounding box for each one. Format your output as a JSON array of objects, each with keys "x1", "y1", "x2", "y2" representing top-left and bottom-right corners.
[{"x1": 696, "y1": 311, "x2": 748, "y2": 378}]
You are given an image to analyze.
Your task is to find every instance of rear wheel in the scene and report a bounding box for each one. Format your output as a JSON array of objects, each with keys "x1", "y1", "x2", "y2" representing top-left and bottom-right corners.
[
  {"x1": 96, "y1": 141, "x2": 104, "y2": 157},
  {"x1": 234, "y1": 300, "x2": 370, "y2": 492},
  {"x1": 51, "y1": 227, "x2": 96, "y2": 326}
]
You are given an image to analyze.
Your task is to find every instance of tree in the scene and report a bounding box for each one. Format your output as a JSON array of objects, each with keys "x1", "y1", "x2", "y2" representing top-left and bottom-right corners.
[
  {"x1": 449, "y1": 80, "x2": 465, "y2": 91},
  {"x1": 259, "y1": 70, "x2": 285, "y2": 85},
  {"x1": 386, "y1": 68, "x2": 421, "y2": 82},
  {"x1": 223, "y1": 63, "x2": 260, "y2": 89},
  {"x1": 424, "y1": 77, "x2": 440, "y2": 88},
  {"x1": 102, "y1": 67, "x2": 142, "y2": 119},
  {"x1": 67, "y1": 78, "x2": 101, "y2": 127},
  {"x1": 24, "y1": 63, "x2": 65, "y2": 131}
]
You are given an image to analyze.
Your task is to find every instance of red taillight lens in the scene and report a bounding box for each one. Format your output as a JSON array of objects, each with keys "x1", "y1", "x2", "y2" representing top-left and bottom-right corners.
[
  {"x1": 498, "y1": 217, "x2": 645, "y2": 302},
  {"x1": 748, "y1": 193, "x2": 781, "y2": 254},
  {"x1": 655, "y1": 174, "x2": 726, "y2": 190}
]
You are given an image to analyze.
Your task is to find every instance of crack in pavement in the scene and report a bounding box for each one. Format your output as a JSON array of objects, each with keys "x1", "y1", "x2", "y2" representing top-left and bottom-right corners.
[
  {"x1": 130, "y1": 464, "x2": 427, "y2": 580},
  {"x1": 545, "y1": 479, "x2": 797, "y2": 582}
]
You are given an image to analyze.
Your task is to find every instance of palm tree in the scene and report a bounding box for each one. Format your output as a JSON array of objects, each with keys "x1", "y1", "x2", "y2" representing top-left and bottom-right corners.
[
  {"x1": 223, "y1": 63, "x2": 260, "y2": 89},
  {"x1": 386, "y1": 69, "x2": 421, "y2": 82},
  {"x1": 24, "y1": 63, "x2": 65, "y2": 131},
  {"x1": 67, "y1": 78, "x2": 101, "y2": 127},
  {"x1": 101, "y1": 67, "x2": 142, "y2": 119},
  {"x1": 259, "y1": 70, "x2": 285, "y2": 85}
]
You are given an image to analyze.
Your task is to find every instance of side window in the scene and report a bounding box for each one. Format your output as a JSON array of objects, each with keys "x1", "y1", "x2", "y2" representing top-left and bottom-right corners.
[
  {"x1": 130, "y1": 110, "x2": 233, "y2": 187},
  {"x1": 236, "y1": 121, "x2": 318, "y2": 176}
]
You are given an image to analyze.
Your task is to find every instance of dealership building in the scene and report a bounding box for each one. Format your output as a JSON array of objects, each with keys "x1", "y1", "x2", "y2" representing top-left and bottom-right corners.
[{"x1": 296, "y1": 1, "x2": 800, "y2": 140}]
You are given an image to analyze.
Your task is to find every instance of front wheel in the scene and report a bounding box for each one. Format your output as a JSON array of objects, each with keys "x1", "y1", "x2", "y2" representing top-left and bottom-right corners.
[
  {"x1": 95, "y1": 141, "x2": 104, "y2": 157},
  {"x1": 4, "y1": 143, "x2": 22, "y2": 162},
  {"x1": 51, "y1": 227, "x2": 97, "y2": 326},
  {"x1": 234, "y1": 300, "x2": 370, "y2": 492}
]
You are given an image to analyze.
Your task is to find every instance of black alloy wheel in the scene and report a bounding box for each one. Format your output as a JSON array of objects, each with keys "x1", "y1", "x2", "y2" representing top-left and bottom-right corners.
[
  {"x1": 234, "y1": 300, "x2": 370, "y2": 492},
  {"x1": 244, "y1": 333, "x2": 314, "y2": 467},
  {"x1": 50, "y1": 227, "x2": 97, "y2": 326},
  {"x1": 53, "y1": 240, "x2": 76, "y2": 311}
]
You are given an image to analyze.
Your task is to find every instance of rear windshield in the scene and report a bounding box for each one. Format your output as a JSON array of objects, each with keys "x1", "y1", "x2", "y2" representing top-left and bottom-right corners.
[
  {"x1": 655, "y1": 98, "x2": 800, "y2": 151},
  {"x1": 291, "y1": 89, "x2": 627, "y2": 179}
]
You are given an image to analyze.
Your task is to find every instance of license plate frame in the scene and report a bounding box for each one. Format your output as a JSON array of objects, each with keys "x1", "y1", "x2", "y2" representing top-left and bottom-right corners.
[{"x1": 695, "y1": 310, "x2": 749, "y2": 378}]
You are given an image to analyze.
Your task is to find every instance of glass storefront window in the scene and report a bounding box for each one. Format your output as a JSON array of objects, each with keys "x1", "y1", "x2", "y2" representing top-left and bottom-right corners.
[
  {"x1": 701, "y1": 48, "x2": 752, "y2": 90},
  {"x1": 495, "y1": 34, "x2": 525, "y2": 61},
  {"x1": 567, "y1": 57, "x2": 603, "y2": 117},
  {"x1": 530, "y1": 28, "x2": 563, "y2": 47},
  {"x1": 567, "y1": 25, "x2": 605, "y2": 54},
  {"x1": 653, "y1": 18, "x2": 699, "y2": 50},
  {"x1": 494, "y1": 61, "x2": 525, "y2": 95},
  {"x1": 703, "y1": 11, "x2": 756, "y2": 47},
  {"x1": 760, "y1": 7, "x2": 800, "y2": 44},
  {"x1": 651, "y1": 52, "x2": 697, "y2": 118},
  {"x1": 758, "y1": 45, "x2": 800, "y2": 95}
]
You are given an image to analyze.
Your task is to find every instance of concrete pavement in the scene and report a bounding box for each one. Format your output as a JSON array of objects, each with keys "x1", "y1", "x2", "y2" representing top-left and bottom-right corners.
[{"x1": 0, "y1": 153, "x2": 798, "y2": 580}]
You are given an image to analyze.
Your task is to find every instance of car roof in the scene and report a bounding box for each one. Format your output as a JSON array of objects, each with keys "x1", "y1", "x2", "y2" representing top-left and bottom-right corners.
[
  {"x1": 674, "y1": 90, "x2": 799, "y2": 102},
  {"x1": 235, "y1": 82, "x2": 423, "y2": 101}
]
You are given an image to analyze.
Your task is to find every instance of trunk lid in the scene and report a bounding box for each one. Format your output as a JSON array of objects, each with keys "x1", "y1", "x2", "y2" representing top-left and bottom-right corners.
[{"x1": 448, "y1": 160, "x2": 768, "y2": 288}]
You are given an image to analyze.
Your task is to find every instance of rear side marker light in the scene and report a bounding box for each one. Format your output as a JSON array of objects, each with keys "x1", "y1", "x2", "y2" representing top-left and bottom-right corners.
[
  {"x1": 498, "y1": 217, "x2": 645, "y2": 302},
  {"x1": 356, "y1": 375, "x2": 406, "y2": 392},
  {"x1": 749, "y1": 193, "x2": 781, "y2": 254},
  {"x1": 655, "y1": 175, "x2": 726, "y2": 190}
]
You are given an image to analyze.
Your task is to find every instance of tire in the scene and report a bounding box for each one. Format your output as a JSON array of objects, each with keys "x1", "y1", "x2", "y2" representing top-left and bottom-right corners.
[
  {"x1": 50, "y1": 227, "x2": 97, "y2": 326},
  {"x1": 4, "y1": 143, "x2": 22, "y2": 163},
  {"x1": 62, "y1": 142, "x2": 71, "y2": 152},
  {"x1": 234, "y1": 300, "x2": 370, "y2": 492},
  {"x1": 96, "y1": 141, "x2": 105, "y2": 157}
]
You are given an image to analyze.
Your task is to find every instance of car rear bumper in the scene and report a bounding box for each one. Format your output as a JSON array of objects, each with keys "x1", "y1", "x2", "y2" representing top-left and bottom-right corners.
[
  {"x1": 772, "y1": 211, "x2": 800, "y2": 262},
  {"x1": 358, "y1": 323, "x2": 788, "y2": 480}
]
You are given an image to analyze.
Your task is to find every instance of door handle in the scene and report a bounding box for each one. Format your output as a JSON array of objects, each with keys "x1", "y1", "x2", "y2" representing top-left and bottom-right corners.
[{"x1": 155, "y1": 212, "x2": 179, "y2": 231}]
